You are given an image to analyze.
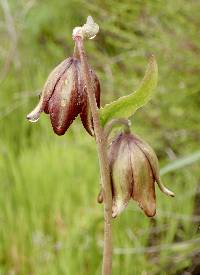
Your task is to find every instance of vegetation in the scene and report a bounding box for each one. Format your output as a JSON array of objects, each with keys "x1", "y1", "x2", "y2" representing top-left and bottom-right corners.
[{"x1": 0, "y1": 0, "x2": 200, "y2": 274}]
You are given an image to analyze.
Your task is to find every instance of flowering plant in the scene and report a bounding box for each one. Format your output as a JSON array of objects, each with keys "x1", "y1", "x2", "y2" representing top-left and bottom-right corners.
[{"x1": 27, "y1": 16, "x2": 174, "y2": 275}]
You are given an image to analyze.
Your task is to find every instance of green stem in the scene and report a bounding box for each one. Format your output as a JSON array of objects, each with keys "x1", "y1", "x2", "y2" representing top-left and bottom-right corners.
[{"x1": 104, "y1": 118, "x2": 131, "y2": 139}]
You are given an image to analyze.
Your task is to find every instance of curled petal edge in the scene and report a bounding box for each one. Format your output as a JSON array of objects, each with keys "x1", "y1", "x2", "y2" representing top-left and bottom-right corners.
[
  {"x1": 157, "y1": 179, "x2": 175, "y2": 197},
  {"x1": 26, "y1": 104, "x2": 42, "y2": 122}
]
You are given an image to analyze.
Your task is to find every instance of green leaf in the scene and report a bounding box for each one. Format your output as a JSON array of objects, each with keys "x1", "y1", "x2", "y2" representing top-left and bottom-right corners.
[
  {"x1": 160, "y1": 151, "x2": 200, "y2": 176},
  {"x1": 99, "y1": 55, "x2": 158, "y2": 126}
]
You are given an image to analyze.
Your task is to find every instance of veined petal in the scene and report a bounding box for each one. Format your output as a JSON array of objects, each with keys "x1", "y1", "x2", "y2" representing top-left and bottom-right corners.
[
  {"x1": 133, "y1": 134, "x2": 174, "y2": 197},
  {"x1": 49, "y1": 59, "x2": 80, "y2": 135},
  {"x1": 109, "y1": 133, "x2": 133, "y2": 217},
  {"x1": 129, "y1": 140, "x2": 156, "y2": 217},
  {"x1": 133, "y1": 134, "x2": 159, "y2": 177},
  {"x1": 27, "y1": 58, "x2": 73, "y2": 122},
  {"x1": 80, "y1": 68, "x2": 100, "y2": 136}
]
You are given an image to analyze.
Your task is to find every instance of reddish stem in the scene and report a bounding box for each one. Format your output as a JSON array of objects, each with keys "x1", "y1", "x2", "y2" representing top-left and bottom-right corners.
[{"x1": 75, "y1": 36, "x2": 113, "y2": 275}]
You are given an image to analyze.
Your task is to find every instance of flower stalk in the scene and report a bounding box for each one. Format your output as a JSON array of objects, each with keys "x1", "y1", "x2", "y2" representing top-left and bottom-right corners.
[
  {"x1": 73, "y1": 25, "x2": 113, "y2": 275},
  {"x1": 104, "y1": 118, "x2": 132, "y2": 139}
]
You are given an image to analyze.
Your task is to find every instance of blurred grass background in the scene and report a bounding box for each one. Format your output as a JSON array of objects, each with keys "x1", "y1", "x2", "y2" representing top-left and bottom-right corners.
[{"x1": 0, "y1": 0, "x2": 200, "y2": 274}]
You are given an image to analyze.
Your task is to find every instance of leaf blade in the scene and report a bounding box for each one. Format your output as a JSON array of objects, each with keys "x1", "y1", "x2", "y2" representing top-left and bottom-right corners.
[
  {"x1": 99, "y1": 55, "x2": 158, "y2": 126},
  {"x1": 160, "y1": 151, "x2": 200, "y2": 176}
]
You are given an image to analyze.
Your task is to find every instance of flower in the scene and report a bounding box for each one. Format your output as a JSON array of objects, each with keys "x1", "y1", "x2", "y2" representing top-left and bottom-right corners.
[
  {"x1": 108, "y1": 132, "x2": 174, "y2": 218},
  {"x1": 27, "y1": 57, "x2": 100, "y2": 136}
]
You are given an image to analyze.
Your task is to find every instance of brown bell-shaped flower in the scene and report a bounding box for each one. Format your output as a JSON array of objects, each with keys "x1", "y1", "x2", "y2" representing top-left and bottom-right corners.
[
  {"x1": 27, "y1": 57, "x2": 100, "y2": 136},
  {"x1": 108, "y1": 132, "x2": 174, "y2": 218}
]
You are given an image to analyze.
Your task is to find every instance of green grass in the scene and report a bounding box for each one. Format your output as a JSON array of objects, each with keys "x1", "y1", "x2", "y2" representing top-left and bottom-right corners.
[{"x1": 0, "y1": 0, "x2": 200, "y2": 274}]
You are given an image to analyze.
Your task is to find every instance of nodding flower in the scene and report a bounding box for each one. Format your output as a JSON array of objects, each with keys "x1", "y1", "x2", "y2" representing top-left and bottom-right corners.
[
  {"x1": 108, "y1": 132, "x2": 174, "y2": 218},
  {"x1": 27, "y1": 56, "x2": 100, "y2": 136}
]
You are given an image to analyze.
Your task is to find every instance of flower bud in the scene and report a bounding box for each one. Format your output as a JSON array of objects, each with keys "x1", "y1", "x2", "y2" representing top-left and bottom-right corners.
[
  {"x1": 109, "y1": 132, "x2": 174, "y2": 218},
  {"x1": 27, "y1": 57, "x2": 100, "y2": 136}
]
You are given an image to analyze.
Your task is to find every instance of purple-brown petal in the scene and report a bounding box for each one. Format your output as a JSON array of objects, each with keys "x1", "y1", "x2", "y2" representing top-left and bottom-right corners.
[
  {"x1": 27, "y1": 57, "x2": 73, "y2": 122},
  {"x1": 38, "y1": 92, "x2": 50, "y2": 114},
  {"x1": 44, "y1": 104, "x2": 50, "y2": 114},
  {"x1": 80, "y1": 69, "x2": 100, "y2": 136},
  {"x1": 48, "y1": 59, "x2": 80, "y2": 135},
  {"x1": 129, "y1": 139, "x2": 156, "y2": 217}
]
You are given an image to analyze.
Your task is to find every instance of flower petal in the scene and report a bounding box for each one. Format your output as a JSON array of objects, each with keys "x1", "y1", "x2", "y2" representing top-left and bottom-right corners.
[
  {"x1": 80, "y1": 68, "x2": 100, "y2": 136},
  {"x1": 129, "y1": 140, "x2": 156, "y2": 217},
  {"x1": 48, "y1": 59, "x2": 80, "y2": 135},
  {"x1": 133, "y1": 135, "x2": 174, "y2": 197},
  {"x1": 109, "y1": 133, "x2": 133, "y2": 217},
  {"x1": 27, "y1": 57, "x2": 73, "y2": 122}
]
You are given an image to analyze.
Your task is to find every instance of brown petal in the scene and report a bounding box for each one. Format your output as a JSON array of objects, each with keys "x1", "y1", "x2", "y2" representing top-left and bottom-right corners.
[
  {"x1": 133, "y1": 135, "x2": 159, "y2": 179},
  {"x1": 38, "y1": 92, "x2": 50, "y2": 114},
  {"x1": 129, "y1": 140, "x2": 156, "y2": 217},
  {"x1": 133, "y1": 135, "x2": 174, "y2": 197},
  {"x1": 48, "y1": 60, "x2": 80, "y2": 135},
  {"x1": 109, "y1": 133, "x2": 133, "y2": 217},
  {"x1": 44, "y1": 104, "x2": 50, "y2": 114},
  {"x1": 27, "y1": 58, "x2": 73, "y2": 122},
  {"x1": 80, "y1": 68, "x2": 100, "y2": 136}
]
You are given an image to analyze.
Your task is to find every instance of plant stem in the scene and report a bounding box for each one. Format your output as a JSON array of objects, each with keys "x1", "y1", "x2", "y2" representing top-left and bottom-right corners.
[
  {"x1": 104, "y1": 118, "x2": 131, "y2": 139},
  {"x1": 75, "y1": 36, "x2": 113, "y2": 275}
]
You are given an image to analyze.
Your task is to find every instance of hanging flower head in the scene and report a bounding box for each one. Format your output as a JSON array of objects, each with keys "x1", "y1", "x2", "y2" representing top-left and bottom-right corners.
[
  {"x1": 108, "y1": 131, "x2": 174, "y2": 218},
  {"x1": 27, "y1": 56, "x2": 100, "y2": 136}
]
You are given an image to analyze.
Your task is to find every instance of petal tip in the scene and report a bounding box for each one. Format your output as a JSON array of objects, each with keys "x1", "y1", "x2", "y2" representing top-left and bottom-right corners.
[
  {"x1": 168, "y1": 190, "x2": 175, "y2": 197},
  {"x1": 137, "y1": 201, "x2": 156, "y2": 217},
  {"x1": 157, "y1": 179, "x2": 175, "y2": 197},
  {"x1": 112, "y1": 201, "x2": 127, "y2": 218},
  {"x1": 145, "y1": 208, "x2": 156, "y2": 217},
  {"x1": 52, "y1": 127, "x2": 66, "y2": 136},
  {"x1": 26, "y1": 110, "x2": 41, "y2": 123}
]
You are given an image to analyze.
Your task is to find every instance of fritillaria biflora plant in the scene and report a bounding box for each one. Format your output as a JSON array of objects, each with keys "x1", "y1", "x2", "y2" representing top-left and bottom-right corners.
[{"x1": 27, "y1": 16, "x2": 174, "y2": 275}]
